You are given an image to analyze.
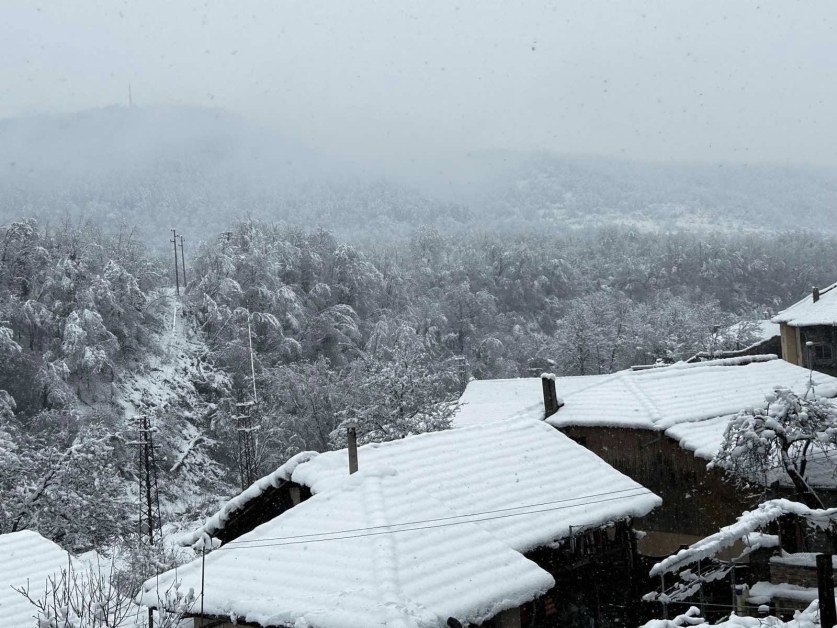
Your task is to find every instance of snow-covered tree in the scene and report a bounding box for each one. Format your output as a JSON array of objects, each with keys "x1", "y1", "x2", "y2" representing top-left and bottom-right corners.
[
  {"x1": 331, "y1": 321, "x2": 459, "y2": 447},
  {"x1": 712, "y1": 386, "x2": 837, "y2": 508}
]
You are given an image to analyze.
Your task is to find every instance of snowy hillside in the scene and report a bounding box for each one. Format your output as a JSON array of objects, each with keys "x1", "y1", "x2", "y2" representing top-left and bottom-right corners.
[
  {"x1": 3, "y1": 107, "x2": 837, "y2": 245},
  {"x1": 112, "y1": 291, "x2": 233, "y2": 518}
]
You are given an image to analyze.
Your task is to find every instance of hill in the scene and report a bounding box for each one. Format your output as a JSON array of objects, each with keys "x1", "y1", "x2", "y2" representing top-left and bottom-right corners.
[{"x1": 2, "y1": 106, "x2": 837, "y2": 247}]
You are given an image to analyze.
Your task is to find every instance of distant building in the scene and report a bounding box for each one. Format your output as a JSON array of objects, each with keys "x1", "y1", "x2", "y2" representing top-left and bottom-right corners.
[
  {"x1": 143, "y1": 419, "x2": 661, "y2": 628},
  {"x1": 452, "y1": 356, "x2": 837, "y2": 556},
  {"x1": 773, "y1": 283, "x2": 837, "y2": 372},
  {"x1": 686, "y1": 319, "x2": 781, "y2": 363}
]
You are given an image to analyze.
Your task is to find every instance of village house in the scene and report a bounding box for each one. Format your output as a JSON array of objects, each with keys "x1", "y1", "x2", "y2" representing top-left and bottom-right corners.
[
  {"x1": 773, "y1": 283, "x2": 837, "y2": 373},
  {"x1": 686, "y1": 319, "x2": 781, "y2": 363},
  {"x1": 142, "y1": 418, "x2": 662, "y2": 628},
  {"x1": 0, "y1": 530, "x2": 78, "y2": 628},
  {"x1": 452, "y1": 355, "x2": 837, "y2": 557},
  {"x1": 647, "y1": 499, "x2": 837, "y2": 620}
]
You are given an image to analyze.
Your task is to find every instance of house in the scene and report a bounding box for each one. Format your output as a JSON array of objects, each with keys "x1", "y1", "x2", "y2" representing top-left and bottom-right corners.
[
  {"x1": 773, "y1": 283, "x2": 837, "y2": 372},
  {"x1": 452, "y1": 355, "x2": 837, "y2": 556},
  {"x1": 142, "y1": 418, "x2": 662, "y2": 628},
  {"x1": 0, "y1": 530, "x2": 76, "y2": 628},
  {"x1": 647, "y1": 499, "x2": 837, "y2": 619},
  {"x1": 686, "y1": 319, "x2": 781, "y2": 363}
]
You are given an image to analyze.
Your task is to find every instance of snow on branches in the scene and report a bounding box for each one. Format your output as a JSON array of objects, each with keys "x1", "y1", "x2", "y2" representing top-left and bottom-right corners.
[{"x1": 711, "y1": 386, "x2": 837, "y2": 507}]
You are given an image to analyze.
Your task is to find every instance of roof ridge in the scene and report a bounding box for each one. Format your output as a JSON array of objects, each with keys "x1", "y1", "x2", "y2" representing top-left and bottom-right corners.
[
  {"x1": 361, "y1": 472, "x2": 422, "y2": 626},
  {"x1": 619, "y1": 369, "x2": 664, "y2": 425},
  {"x1": 559, "y1": 371, "x2": 621, "y2": 398}
]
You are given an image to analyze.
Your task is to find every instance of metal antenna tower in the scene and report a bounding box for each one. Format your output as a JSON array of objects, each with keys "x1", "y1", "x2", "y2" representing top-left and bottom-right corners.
[
  {"x1": 233, "y1": 315, "x2": 260, "y2": 488},
  {"x1": 234, "y1": 401, "x2": 258, "y2": 489},
  {"x1": 131, "y1": 413, "x2": 162, "y2": 628},
  {"x1": 134, "y1": 413, "x2": 163, "y2": 544},
  {"x1": 170, "y1": 229, "x2": 180, "y2": 296}
]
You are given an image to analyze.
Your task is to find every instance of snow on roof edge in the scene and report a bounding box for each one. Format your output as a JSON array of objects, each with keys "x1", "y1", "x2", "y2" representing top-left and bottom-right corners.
[
  {"x1": 772, "y1": 280, "x2": 837, "y2": 326},
  {"x1": 180, "y1": 450, "x2": 319, "y2": 546},
  {"x1": 649, "y1": 499, "x2": 837, "y2": 578}
]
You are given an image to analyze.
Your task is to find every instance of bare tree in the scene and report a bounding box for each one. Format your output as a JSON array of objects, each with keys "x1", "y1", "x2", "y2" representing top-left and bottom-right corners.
[{"x1": 15, "y1": 555, "x2": 194, "y2": 628}]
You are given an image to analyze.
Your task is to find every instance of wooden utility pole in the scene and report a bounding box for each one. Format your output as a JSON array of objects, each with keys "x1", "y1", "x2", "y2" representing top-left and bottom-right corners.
[
  {"x1": 178, "y1": 234, "x2": 187, "y2": 288},
  {"x1": 170, "y1": 229, "x2": 180, "y2": 296},
  {"x1": 346, "y1": 421, "x2": 359, "y2": 474},
  {"x1": 817, "y1": 553, "x2": 836, "y2": 628}
]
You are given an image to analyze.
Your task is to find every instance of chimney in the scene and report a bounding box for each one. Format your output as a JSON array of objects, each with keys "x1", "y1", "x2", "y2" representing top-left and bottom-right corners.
[
  {"x1": 346, "y1": 420, "x2": 359, "y2": 475},
  {"x1": 813, "y1": 287, "x2": 821, "y2": 303},
  {"x1": 541, "y1": 373, "x2": 562, "y2": 418}
]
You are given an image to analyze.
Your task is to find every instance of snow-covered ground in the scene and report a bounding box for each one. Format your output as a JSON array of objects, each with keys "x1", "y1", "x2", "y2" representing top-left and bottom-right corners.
[{"x1": 103, "y1": 289, "x2": 236, "y2": 541}]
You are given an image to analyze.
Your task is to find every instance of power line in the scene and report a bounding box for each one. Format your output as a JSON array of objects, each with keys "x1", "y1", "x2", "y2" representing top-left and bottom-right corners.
[
  {"x1": 215, "y1": 449, "x2": 837, "y2": 550},
  {"x1": 218, "y1": 488, "x2": 656, "y2": 551},
  {"x1": 214, "y1": 449, "x2": 837, "y2": 551},
  {"x1": 224, "y1": 486, "x2": 651, "y2": 547}
]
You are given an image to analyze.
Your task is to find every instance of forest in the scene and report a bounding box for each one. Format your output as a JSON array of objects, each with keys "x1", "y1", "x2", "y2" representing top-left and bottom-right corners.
[{"x1": 1, "y1": 213, "x2": 836, "y2": 556}]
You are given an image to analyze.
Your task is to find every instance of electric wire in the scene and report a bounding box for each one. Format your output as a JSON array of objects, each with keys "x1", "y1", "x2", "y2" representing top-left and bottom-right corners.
[{"x1": 217, "y1": 487, "x2": 657, "y2": 550}]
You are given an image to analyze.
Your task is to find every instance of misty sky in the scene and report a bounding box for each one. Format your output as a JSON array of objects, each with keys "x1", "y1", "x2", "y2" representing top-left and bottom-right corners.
[{"x1": 2, "y1": 1, "x2": 836, "y2": 169}]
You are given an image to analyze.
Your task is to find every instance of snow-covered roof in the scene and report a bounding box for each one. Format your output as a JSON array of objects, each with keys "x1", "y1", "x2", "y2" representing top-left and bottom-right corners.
[
  {"x1": 181, "y1": 450, "x2": 317, "y2": 546},
  {"x1": 142, "y1": 466, "x2": 556, "y2": 628},
  {"x1": 191, "y1": 418, "x2": 660, "y2": 554},
  {"x1": 291, "y1": 418, "x2": 661, "y2": 553},
  {"x1": 453, "y1": 356, "x2": 837, "y2": 461},
  {"x1": 641, "y1": 599, "x2": 826, "y2": 628},
  {"x1": 649, "y1": 499, "x2": 837, "y2": 578},
  {"x1": 168, "y1": 419, "x2": 660, "y2": 627},
  {"x1": 726, "y1": 319, "x2": 780, "y2": 343},
  {"x1": 0, "y1": 530, "x2": 73, "y2": 628},
  {"x1": 773, "y1": 282, "x2": 837, "y2": 327}
]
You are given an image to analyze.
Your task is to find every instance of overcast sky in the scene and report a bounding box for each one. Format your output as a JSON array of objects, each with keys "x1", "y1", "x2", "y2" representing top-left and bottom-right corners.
[{"x1": 2, "y1": 0, "x2": 836, "y2": 169}]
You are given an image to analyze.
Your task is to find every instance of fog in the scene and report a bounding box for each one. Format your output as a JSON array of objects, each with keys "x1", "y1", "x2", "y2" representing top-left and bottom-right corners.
[{"x1": 3, "y1": 0, "x2": 837, "y2": 175}]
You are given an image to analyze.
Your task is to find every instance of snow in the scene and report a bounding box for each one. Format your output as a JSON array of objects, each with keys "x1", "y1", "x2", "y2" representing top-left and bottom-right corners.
[
  {"x1": 0, "y1": 530, "x2": 74, "y2": 628},
  {"x1": 452, "y1": 377, "x2": 546, "y2": 427},
  {"x1": 180, "y1": 450, "x2": 318, "y2": 546},
  {"x1": 747, "y1": 581, "x2": 824, "y2": 605},
  {"x1": 141, "y1": 466, "x2": 555, "y2": 628},
  {"x1": 773, "y1": 282, "x2": 837, "y2": 327},
  {"x1": 290, "y1": 418, "x2": 661, "y2": 553},
  {"x1": 665, "y1": 415, "x2": 734, "y2": 460},
  {"x1": 770, "y1": 552, "x2": 837, "y2": 568},
  {"x1": 642, "y1": 600, "x2": 827, "y2": 628},
  {"x1": 649, "y1": 499, "x2": 837, "y2": 578},
  {"x1": 453, "y1": 356, "x2": 837, "y2": 462},
  {"x1": 727, "y1": 320, "x2": 781, "y2": 343},
  {"x1": 163, "y1": 418, "x2": 660, "y2": 627}
]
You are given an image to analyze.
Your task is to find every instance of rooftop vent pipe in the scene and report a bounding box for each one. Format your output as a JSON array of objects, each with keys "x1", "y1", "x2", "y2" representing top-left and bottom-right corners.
[
  {"x1": 346, "y1": 420, "x2": 359, "y2": 475},
  {"x1": 541, "y1": 373, "x2": 563, "y2": 418}
]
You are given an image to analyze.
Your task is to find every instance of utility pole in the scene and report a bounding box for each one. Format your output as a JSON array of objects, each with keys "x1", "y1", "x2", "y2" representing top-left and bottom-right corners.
[
  {"x1": 248, "y1": 317, "x2": 257, "y2": 404},
  {"x1": 817, "y1": 553, "x2": 836, "y2": 628},
  {"x1": 170, "y1": 229, "x2": 180, "y2": 296},
  {"x1": 234, "y1": 316, "x2": 260, "y2": 488},
  {"x1": 454, "y1": 355, "x2": 467, "y2": 393},
  {"x1": 177, "y1": 234, "x2": 187, "y2": 288},
  {"x1": 132, "y1": 414, "x2": 162, "y2": 628},
  {"x1": 234, "y1": 401, "x2": 258, "y2": 488}
]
